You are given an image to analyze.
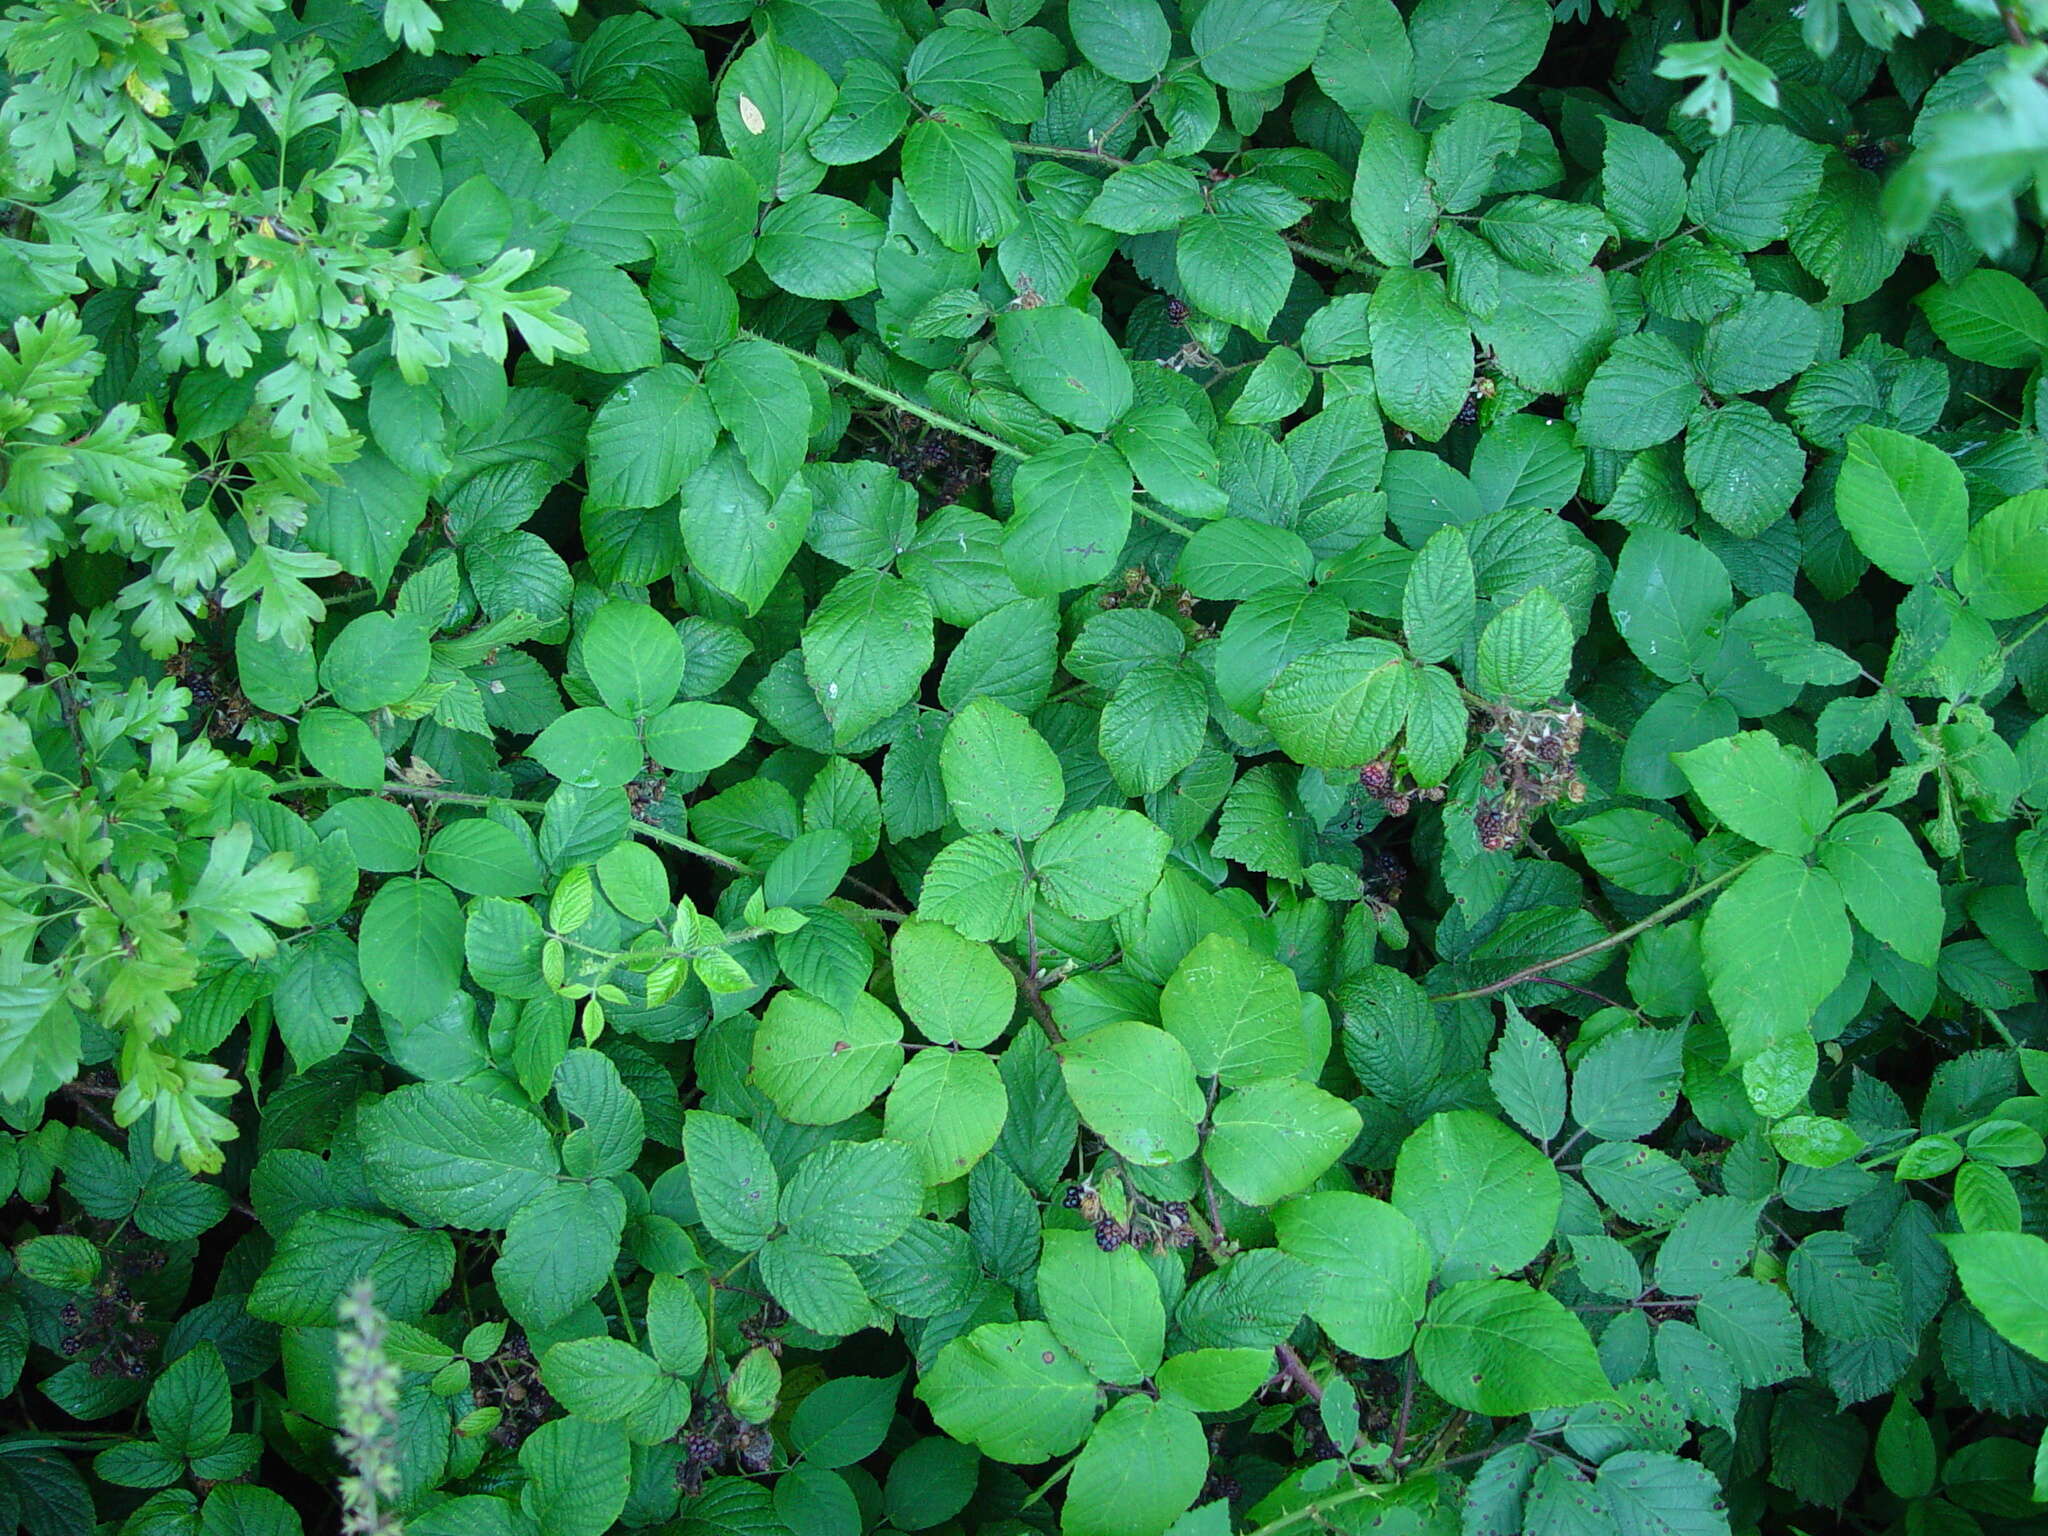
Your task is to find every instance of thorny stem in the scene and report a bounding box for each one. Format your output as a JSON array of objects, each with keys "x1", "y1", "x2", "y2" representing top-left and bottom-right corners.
[
  {"x1": 265, "y1": 778, "x2": 904, "y2": 920},
  {"x1": 1429, "y1": 854, "x2": 1763, "y2": 1003},
  {"x1": 1241, "y1": 1480, "x2": 1385, "y2": 1536},
  {"x1": 1282, "y1": 236, "x2": 1385, "y2": 275},
  {"x1": 750, "y1": 331, "x2": 1200, "y2": 539},
  {"x1": 1430, "y1": 780, "x2": 1893, "y2": 1005}
]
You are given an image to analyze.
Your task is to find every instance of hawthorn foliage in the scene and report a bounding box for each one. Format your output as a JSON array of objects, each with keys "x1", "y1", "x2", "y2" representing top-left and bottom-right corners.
[{"x1": 3, "y1": 0, "x2": 2048, "y2": 1534}]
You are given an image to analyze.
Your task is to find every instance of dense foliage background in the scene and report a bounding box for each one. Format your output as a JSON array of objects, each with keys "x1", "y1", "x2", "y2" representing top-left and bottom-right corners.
[{"x1": 5, "y1": 0, "x2": 2048, "y2": 1532}]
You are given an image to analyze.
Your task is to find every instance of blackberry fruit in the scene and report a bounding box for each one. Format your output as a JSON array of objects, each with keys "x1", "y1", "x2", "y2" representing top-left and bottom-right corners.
[
  {"x1": 59, "y1": 1336, "x2": 81, "y2": 1357},
  {"x1": 1062, "y1": 1185, "x2": 1085, "y2": 1209},
  {"x1": 1094, "y1": 1218, "x2": 1126, "y2": 1252},
  {"x1": 1166, "y1": 297, "x2": 1190, "y2": 324},
  {"x1": 1847, "y1": 140, "x2": 1889, "y2": 171},
  {"x1": 685, "y1": 1431, "x2": 720, "y2": 1464},
  {"x1": 1455, "y1": 394, "x2": 1480, "y2": 427}
]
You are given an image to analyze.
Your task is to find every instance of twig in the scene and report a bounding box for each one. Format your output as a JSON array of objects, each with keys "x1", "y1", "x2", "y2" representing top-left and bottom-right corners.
[{"x1": 1273, "y1": 1341, "x2": 1324, "y2": 1403}]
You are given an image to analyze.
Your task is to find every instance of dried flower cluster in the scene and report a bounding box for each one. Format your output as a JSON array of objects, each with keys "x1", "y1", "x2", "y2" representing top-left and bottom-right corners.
[{"x1": 335, "y1": 1281, "x2": 404, "y2": 1536}]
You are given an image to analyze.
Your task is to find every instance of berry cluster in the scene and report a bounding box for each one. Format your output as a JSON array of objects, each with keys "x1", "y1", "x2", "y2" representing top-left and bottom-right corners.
[
  {"x1": 468, "y1": 1333, "x2": 554, "y2": 1448},
  {"x1": 1062, "y1": 1183, "x2": 1196, "y2": 1254},
  {"x1": 1846, "y1": 136, "x2": 1893, "y2": 171},
  {"x1": 164, "y1": 645, "x2": 255, "y2": 740},
  {"x1": 1454, "y1": 358, "x2": 1499, "y2": 427},
  {"x1": 1360, "y1": 850, "x2": 1406, "y2": 907},
  {"x1": 1473, "y1": 703, "x2": 1587, "y2": 852},
  {"x1": 626, "y1": 771, "x2": 668, "y2": 825},
  {"x1": 676, "y1": 1406, "x2": 774, "y2": 1496},
  {"x1": 58, "y1": 1257, "x2": 163, "y2": 1381},
  {"x1": 1358, "y1": 758, "x2": 1446, "y2": 819},
  {"x1": 737, "y1": 1298, "x2": 788, "y2": 1355},
  {"x1": 883, "y1": 413, "x2": 993, "y2": 504}
]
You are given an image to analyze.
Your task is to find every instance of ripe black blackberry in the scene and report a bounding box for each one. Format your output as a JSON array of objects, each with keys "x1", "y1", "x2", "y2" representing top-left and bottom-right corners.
[
  {"x1": 685, "y1": 1431, "x2": 720, "y2": 1464},
  {"x1": 1094, "y1": 1218, "x2": 1126, "y2": 1252},
  {"x1": 1847, "y1": 140, "x2": 1890, "y2": 171},
  {"x1": 1166, "y1": 297, "x2": 1190, "y2": 324},
  {"x1": 1061, "y1": 1185, "x2": 1085, "y2": 1209}
]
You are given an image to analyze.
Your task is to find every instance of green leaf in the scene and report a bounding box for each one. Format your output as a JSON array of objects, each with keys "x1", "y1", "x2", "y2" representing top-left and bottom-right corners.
[
  {"x1": 683, "y1": 1111, "x2": 780, "y2": 1253},
  {"x1": 250, "y1": 1210, "x2": 454, "y2": 1325},
  {"x1": 1835, "y1": 427, "x2": 1968, "y2": 585},
  {"x1": 584, "y1": 365, "x2": 716, "y2": 512},
  {"x1": 906, "y1": 25, "x2": 1044, "y2": 121},
  {"x1": 1608, "y1": 528, "x2": 1732, "y2": 683},
  {"x1": 752, "y1": 989, "x2": 903, "y2": 1125},
  {"x1": 644, "y1": 700, "x2": 754, "y2": 773},
  {"x1": 1475, "y1": 588, "x2": 1573, "y2": 703},
  {"x1": 1956, "y1": 490, "x2": 2048, "y2": 620},
  {"x1": 802, "y1": 569, "x2": 935, "y2": 746},
  {"x1": 494, "y1": 1181, "x2": 627, "y2": 1330},
  {"x1": 360, "y1": 1082, "x2": 557, "y2": 1230},
  {"x1": 1038, "y1": 1228, "x2": 1166, "y2": 1384},
  {"x1": 1261, "y1": 638, "x2": 1411, "y2": 769},
  {"x1": 1160, "y1": 934, "x2": 1306, "y2": 1085},
  {"x1": 1919, "y1": 268, "x2": 2048, "y2": 367},
  {"x1": 883, "y1": 1048, "x2": 1009, "y2": 1185},
  {"x1": 1601, "y1": 118, "x2": 1686, "y2": 242},
  {"x1": 706, "y1": 337, "x2": 810, "y2": 494},
  {"x1": 581, "y1": 600, "x2": 683, "y2": 719},
  {"x1": 1176, "y1": 214, "x2": 1292, "y2": 339},
  {"x1": 1701, "y1": 852, "x2": 1851, "y2": 1062},
  {"x1": 1350, "y1": 112, "x2": 1437, "y2": 267},
  {"x1": 1683, "y1": 400, "x2": 1805, "y2": 538},
  {"x1": 891, "y1": 920, "x2": 1015, "y2": 1048},
  {"x1": 1818, "y1": 811, "x2": 1941, "y2": 967},
  {"x1": 1206, "y1": 1078, "x2": 1360, "y2": 1206},
  {"x1": 902, "y1": 110, "x2": 1022, "y2": 252},
  {"x1": 1393, "y1": 1110, "x2": 1560, "y2": 1281},
  {"x1": 1070, "y1": 0, "x2": 1172, "y2": 82},
  {"x1": 1004, "y1": 436, "x2": 1134, "y2": 597},
  {"x1": 715, "y1": 38, "x2": 834, "y2": 200},
  {"x1": 528, "y1": 707, "x2": 644, "y2": 789},
  {"x1": 1369, "y1": 268, "x2": 1470, "y2": 440},
  {"x1": 521, "y1": 1418, "x2": 631, "y2": 1536},
  {"x1": 941, "y1": 697, "x2": 1065, "y2": 840},
  {"x1": 1086, "y1": 161, "x2": 1205, "y2": 235},
  {"x1": 1940, "y1": 1232, "x2": 2048, "y2": 1363},
  {"x1": 920, "y1": 832, "x2": 1030, "y2": 941},
  {"x1": 1274, "y1": 1192, "x2": 1431, "y2": 1358},
  {"x1": 539, "y1": 1337, "x2": 664, "y2": 1425},
  {"x1": 1098, "y1": 662, "x2": 1208, "y2": 797},
  {"x1": 149, "y1": 1343, "x2": 230, "y2": 1457},
  {"x1": 1057, "y1": 1021, "x2": 1206, "y2": 1166},
  {"x1": 759, "y1": 1235, "x2": 872, "y2": 1336},
  {"x1": 321, "y1": 612, "x2": 431, "y2": 714},
  {"x1": 1192, "y1": 0, "x2": 1338, "y2": 91},
  {"x1": 1564, "y1": 809, "x2": 1695, "y2": 896},
  {"x1": 917, "y1": 1321, "x2": 1098, "y2": 1463},
  {"x1": 1033, "y1": 808, "x2": 1170, "y2": 921},
  {"x1": 1685, "y1": 124, "x2": 1824, "y2": 253},
  {"x1": 756, "y1": 195, "x2": 885, "y2": 301},
  {"x1": 1062, "y1": 1397, "x2": 1207, "y2": 1536},
  {"x1": 678, "y1": 443, "x2": 812, "y2": 614},
  {"x1": 1570, "y1": 1026, "x2": 1684, "y2": 1141},
  {"x1": 995, "y1": 306, "x2": 1133, "y2": 432},
  {"x1": 781, "y1": 1139, "x2": 924, "y2": 1256},
  {"x1": 1675, "y1": 731, "x2": 1836, "y2": 855},
  {"x1": 1402, "y1": 526, "x2": 1476, "y2": 664},
  {"x1": 1409, "y1": 0, "x2": 1550, "y2": 107},
  {"x1": 1415, "y1": 1279, "x2": 1611, "y2": 1414},
  {"x1": 792, "y1": 1373, "x2": 901, "y2": 1468},
  {"x1": 1488, "y1": 1007, "x2": 1566, "y2": 1142}
]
